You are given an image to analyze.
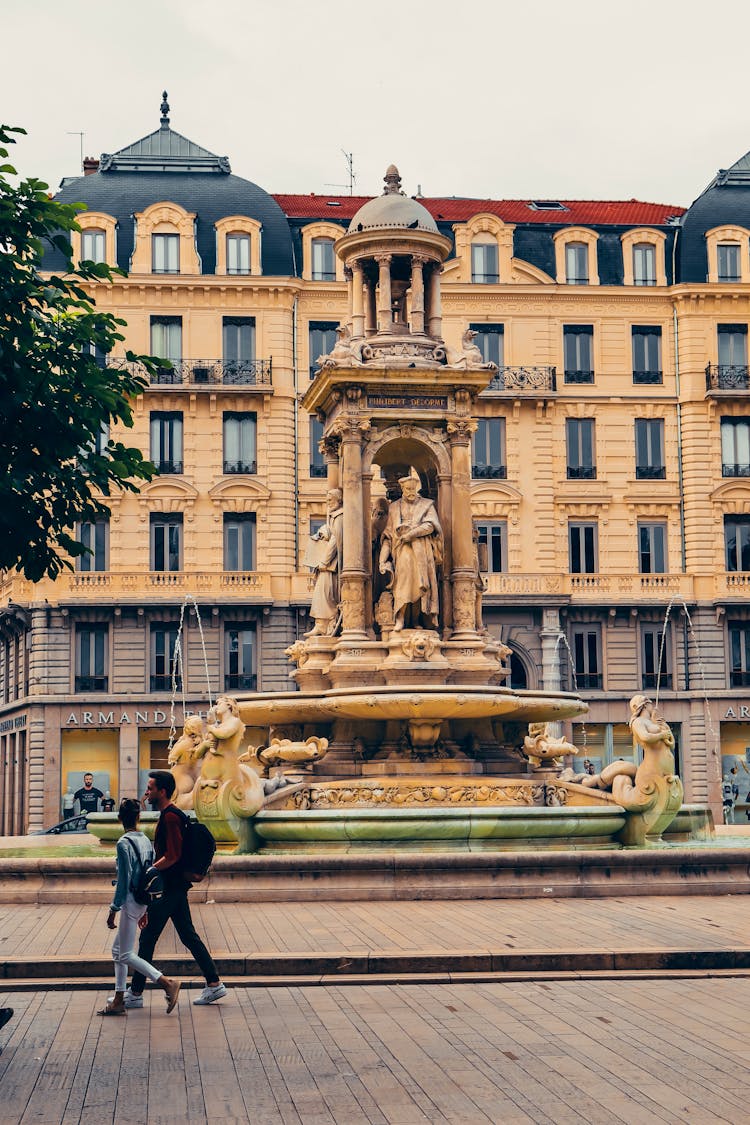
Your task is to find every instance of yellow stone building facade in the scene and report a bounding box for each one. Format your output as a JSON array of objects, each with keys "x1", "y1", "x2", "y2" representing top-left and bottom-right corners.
[{"x1": 2, "y1": 99, "x2": 750, "y2": 831}]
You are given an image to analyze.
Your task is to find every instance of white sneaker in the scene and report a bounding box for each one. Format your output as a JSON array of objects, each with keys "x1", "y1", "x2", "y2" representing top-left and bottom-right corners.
[
  {"x1": 121, "y1": 989, "x2": 143, "y2": 1008},
  {"x1": 193, "y1": 983, "x2": 227, "y2": 1005}
]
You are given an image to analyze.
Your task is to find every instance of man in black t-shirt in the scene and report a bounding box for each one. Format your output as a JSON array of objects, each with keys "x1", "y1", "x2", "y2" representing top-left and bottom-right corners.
[{"x1": 74, "y1": 773, "x2": 103, "y2": 815}]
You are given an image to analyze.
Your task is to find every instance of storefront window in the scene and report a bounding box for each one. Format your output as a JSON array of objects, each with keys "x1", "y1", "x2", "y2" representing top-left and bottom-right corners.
[{"x1": 61, "y1": 729, "x2": 117, "y2": 820}]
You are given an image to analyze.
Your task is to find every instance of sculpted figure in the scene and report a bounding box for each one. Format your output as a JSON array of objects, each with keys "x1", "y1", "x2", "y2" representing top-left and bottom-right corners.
[
  {"x1": 168, "y1": 715, "x2": 205, "y2": 810},
  {"x1": 308, "y1": 488, "x2": 344, "y2": 636},
  {"x1": 193, "y1": 695, "x2": 265, "y2": 838},
  {"x1": 195, "y1": 696, "x2": 246, "y2": 791},
  {"x1": 379, "y1": 476, "x2": 443, "y2": 631},
  {"x1": 371, "y1": 496, "x2": 391, "y2": 620},
  {"x1": 523, "y1": 722, "x2": 579, "y2": 768}
]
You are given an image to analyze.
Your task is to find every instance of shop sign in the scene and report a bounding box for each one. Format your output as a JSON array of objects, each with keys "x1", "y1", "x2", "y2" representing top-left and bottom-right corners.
[
  {"x1": 0, "y1": 714, "x2": 26, "y2": 733},
  {"x1": 724, "y1": 706, "x2": 750, "y2": 719},
  {"x1": 367, "y1": 394, "x2": 448, "y2": 410},
  {"x1": 64, "y1": 709, "x2": 209, "y2": 727}
]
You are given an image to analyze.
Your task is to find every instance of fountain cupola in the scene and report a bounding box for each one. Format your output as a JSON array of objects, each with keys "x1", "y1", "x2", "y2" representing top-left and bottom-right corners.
[{"x1": 334, "y1": 164, "x2": 453, "y2": 363}]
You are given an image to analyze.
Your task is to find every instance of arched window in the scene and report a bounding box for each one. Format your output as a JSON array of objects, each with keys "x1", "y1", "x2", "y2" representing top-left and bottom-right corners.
[{"x1": 509, "y1": 652, "x2": 528, "y2": 690}]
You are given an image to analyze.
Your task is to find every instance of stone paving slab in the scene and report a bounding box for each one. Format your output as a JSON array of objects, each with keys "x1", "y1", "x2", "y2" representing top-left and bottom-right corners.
[{"x1": 1, "y1": 978, "x2": 750, "y2": 1123}]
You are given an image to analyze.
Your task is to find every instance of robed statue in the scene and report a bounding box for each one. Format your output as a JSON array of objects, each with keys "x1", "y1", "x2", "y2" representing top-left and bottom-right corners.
[
  {"x1": 379, "y1": 476, "x2": 443, "y2": 631},
  {"x1": 307, "y1": 488, "x2": 344, "y2": 636}
]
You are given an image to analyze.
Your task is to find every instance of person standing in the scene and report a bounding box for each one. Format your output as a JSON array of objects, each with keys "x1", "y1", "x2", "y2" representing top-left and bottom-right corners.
[
  {"x1": 99, "y1": 798, "x2": 180, "y2": 1017},
  {"x1": 74, "y1": 772, "x2": 103, "y2": 815},
  {"x1": 125, "y1": 770, "x2": 226, "y2": 1008}
]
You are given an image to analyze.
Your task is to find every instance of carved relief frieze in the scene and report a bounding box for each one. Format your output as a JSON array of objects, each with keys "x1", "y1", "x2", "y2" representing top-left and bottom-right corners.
[{"x1": 280, "y1": 780, "x2": 547, "y2": 810}]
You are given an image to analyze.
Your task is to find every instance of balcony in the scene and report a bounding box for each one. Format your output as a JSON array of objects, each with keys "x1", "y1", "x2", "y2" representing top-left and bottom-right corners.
[
  {"x1": 109, "y1": 358, "x2": 273, "y2": 390},
  {"x1": 563, "y1": 370, "x2": 595, "y2": 385},
  {"x1": 57, "y1": 571, "x2": 274, "y2": 601},
  {"x1": 567, "y1": 466, "x2": 596, "y2": 480},
  {"x1": 75, "y1": 675, "x2": 108, "y2": 692},
  {"x1": 225, "y1": 673, "x2": 257, "y2": 692},
  {"x1": 706, "y1": 364, "x2": 750, "y2": 393},
  {"x1": 483, "y1": 573, "x2": 694, "y2": 600},
  {"x1": 485, "y1": 366, "x2": 557, "y2": 394},
  {"x1": 633, "y1": 370, "x2": 663, "y2": 385},
  {"x1": 154, "y1": 460, "x2": 183, "y2": 475},
  {"x1": 471, "y1": 464, "x2": 507, "y2": 480},
  {"x1": 722, "y1": 463, "x2": 750, "y2": 478},
  {"x1": 635, "y1": 466, "x2": 666, "y2": 480},
  {"x1": 223, "y1": 460, "x2": 257, "y2": 475}
]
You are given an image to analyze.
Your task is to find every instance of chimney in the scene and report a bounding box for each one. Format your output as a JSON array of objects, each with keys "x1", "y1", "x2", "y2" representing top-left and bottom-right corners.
[{"x1": 83, "y1": 156, "x2": 99, "y2": 176}]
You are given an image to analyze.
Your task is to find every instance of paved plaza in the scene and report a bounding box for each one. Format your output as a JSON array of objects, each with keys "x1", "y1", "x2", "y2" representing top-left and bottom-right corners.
[{"x1": 0, "y1": 895, "x2": 750, "y2": 1121}]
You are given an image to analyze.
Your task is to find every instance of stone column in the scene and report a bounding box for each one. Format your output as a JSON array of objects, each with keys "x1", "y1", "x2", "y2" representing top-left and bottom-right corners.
[
  {"x1": 365, "y1": 277, "x2": 377, "y2": 337},
  {"x1": 376, "y1": 254, "x2": 393, "y2": 335},
  {"x1": 410, "y1": 255, "x2": 426, "y2": 335},
  {"x1": 322, "y1": 434, "x2": 340, "y2": 492},
  {"x1": 351, "y1": 261, "x2": 365, "y2": 340},
  {"x1": 427, "y1": 264, "x2": 443, "y2": 339},
  {"x1": 447, "y1": 419, "x2": 478, "y2": 638},
  {"x1": 344, "y1": 265, "x2": 353, "y2": 333},
  {"x1": 540, "y1": 607, "x2": 562, "y2": 691},
  {"x1": 338, "y1": 418, "x2": 370, "y2": 638}
]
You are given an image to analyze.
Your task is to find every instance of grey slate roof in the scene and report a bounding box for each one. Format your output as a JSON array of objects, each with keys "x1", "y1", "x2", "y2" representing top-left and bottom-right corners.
[{"x1": 679, "y1": 146, "x2": 750, "y2": 283}]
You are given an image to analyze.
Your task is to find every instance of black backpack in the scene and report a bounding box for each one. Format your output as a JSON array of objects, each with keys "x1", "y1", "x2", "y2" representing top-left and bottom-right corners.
[
  {"x1": 123, "y1": 835, "x2": 163, "y2": 905},
  {"x1": 172, "y1": 808, "x2": 216, "y2": 880}
]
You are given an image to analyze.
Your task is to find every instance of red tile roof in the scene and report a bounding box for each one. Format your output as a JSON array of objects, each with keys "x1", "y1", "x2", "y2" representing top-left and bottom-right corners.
[{"x1": 273, "y1": 193, "x2": 685, "y2": 227}]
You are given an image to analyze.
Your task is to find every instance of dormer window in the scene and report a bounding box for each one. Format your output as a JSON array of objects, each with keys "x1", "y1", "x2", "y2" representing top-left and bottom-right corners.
[
  {"x1": 471, "y1": 241, "x2": 499, "y2": 284},
  {"x1": 152, "y1": 233, "x2": 179, "y2": 273},
  {"x1": 81, "y1": 228, "x2": 106, "y2": 264},
  {"x1": 226, "y1": 233, "x2": 250, "y2": 275},
  {"x1": 565, "y1": 242, "x2": 589, "y2": 285},
  {"x1": 633, "y1": 243, "x2": 656, "y2": 286},
  {"x1": 311, "y1": 238, "x2": 335, "y2": 281},
  {"x1": 718, "y1": 244, "x2": 741, "y2": 282}
]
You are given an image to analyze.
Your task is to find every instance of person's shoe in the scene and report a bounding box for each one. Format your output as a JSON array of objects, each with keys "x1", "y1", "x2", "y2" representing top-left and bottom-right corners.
[
  {"x1": 0, "y1": 1008, "x2": 13, "y2": 1031},
  {"x1": 163, "y1": 978, "x2": 181, "y2": 1014},
  {"x1": 98, "y1": 1002, "x2": 126, "y2": 1017},
  {"x1": 122, "y1": 989, "x2": 143, "y2": 1009},
  {"x1": 193, "y1": 983, "x2": 227, "y2": 1005}
]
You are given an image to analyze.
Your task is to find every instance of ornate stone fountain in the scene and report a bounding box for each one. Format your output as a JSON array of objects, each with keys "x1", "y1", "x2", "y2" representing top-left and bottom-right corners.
[{"x1": 149, "y1": 166, "x2": 684, "y2": 853}]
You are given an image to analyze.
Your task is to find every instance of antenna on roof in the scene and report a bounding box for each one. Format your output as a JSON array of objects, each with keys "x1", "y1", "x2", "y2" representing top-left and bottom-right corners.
[
  {"x1": 325, "y1": 149, "x2": 356, "y2": 195},
  {"x1": 66, "y1": 131, "x2": 85, "y2": 173}
]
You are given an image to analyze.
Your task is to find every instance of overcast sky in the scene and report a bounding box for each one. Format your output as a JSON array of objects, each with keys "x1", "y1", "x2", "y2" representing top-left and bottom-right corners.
[{"x1": 3, "y1": 0, "x2": 749, "y2": 208}]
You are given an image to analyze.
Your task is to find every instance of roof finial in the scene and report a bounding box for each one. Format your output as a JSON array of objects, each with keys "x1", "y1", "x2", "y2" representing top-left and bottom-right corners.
[
  {"x1": 383, "y1": 164, "x2": 402, "y2": 195},
  {"x1": 160, "y1": 90, "x2": 170, "y2": 129}
]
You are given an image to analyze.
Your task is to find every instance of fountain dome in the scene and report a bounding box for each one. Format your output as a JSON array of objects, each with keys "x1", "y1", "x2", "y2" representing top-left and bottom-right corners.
[{"x1": 347, "y1": 165, "x2": 438, "y2": 234}]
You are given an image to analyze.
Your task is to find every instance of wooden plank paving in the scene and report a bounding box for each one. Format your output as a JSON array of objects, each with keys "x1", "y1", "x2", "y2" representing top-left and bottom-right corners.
[
  {"x1": 1, "y1": 896, "x2": 749, "y2": 963},
  {"x1": 1, "y1": 980, "x2": 749, "y2": 1123}
]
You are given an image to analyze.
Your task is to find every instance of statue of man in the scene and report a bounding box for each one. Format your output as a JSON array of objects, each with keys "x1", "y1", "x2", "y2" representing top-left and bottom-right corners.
[
  {"x1": 308, "y1": 488, "x2": 344, "y2": 636},
  {"x1": 379, "y1": 476, "x2": 442, "y2": 631}
]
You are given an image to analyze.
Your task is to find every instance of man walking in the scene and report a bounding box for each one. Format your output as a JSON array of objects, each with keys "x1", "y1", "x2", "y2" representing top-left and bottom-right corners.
[{"x1": 123, "y1": 770, "x2": 226, "y2": 1008}]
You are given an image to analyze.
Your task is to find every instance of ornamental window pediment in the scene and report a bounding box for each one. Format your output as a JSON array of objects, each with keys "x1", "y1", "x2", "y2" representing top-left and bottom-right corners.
[
  {"x1": 73, "y1": 212, "x2": 118, "y2": 268},
  {"x1": 131, "y1": 201, "x2": 200, "y2": 275},
  {"x1": 209, "y1": 477, "x2": 271, "y2": 520},
  {"x1": 301, "y1": 222, "x2": 345, "y2": 282},
  {"x1": 137, "y1": 477, "x2": 199, "y2": 521},
  {"x1": 620, "y1": 228, "x2": 667, "y2": 287},
  {"x1": 710, "y1": 478, "x2": 750, "y2": 513},
  {"x1": 215, "y1": 216, "x2": 262, "y2": 276},
  {"x1": 453, "y1": 214, "x2": 514, "y2": 284}
]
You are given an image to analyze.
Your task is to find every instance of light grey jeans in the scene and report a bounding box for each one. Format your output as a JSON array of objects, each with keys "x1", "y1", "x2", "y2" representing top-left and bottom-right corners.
[{"x1": 111, "y1": 894, "x2": 163, "y2": 991}]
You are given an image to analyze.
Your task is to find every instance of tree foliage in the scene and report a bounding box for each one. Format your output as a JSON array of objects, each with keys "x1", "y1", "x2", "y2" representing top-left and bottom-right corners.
[{"x1": 0, "y1": 124, "x2": 157, "y2": 582}]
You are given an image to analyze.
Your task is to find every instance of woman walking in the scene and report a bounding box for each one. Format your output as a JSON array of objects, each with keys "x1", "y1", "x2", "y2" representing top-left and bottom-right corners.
[{"x1": 99, "y1": 798, "x2": 181, "y2": 1016}]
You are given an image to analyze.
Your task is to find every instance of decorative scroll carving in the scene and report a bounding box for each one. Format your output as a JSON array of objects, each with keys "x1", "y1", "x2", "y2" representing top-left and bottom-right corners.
[{"x1": 279, "y1": 780, "x2": 548, "y2": 810}]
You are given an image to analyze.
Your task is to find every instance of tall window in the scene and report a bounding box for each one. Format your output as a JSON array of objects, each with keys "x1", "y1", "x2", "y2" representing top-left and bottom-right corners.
[
  {"x1": 81, "y1": 229, "x2": 106, "y2": 263},
  {"x1": 563, "y1": 325, "x2": 594, "y2": 383},
  {"x1": 226, "y1": 233, "x2": 250, "y2": 275},
  {"x1": 225, "y1": 625, "x2": 256, "y2": 691},
  {"x1": 223, "y1": 412, "x2": 257, "y2": 474},
  {"x1": 75, "y1": 625, "x2": 108, "y2": 692},
  {"x1": 470, "y1": 323, "x2": 504, "y2": 367},
  {"x1": 150, "y1": 411, "x2": 183, "y2": 474},
  {"x1": 223, "y1": 317, "x2": 255, "y2": 381},
  {"x1": 309, "y1": 322, "x2": 338, "y2": 379},
  {"x1": 729, "y1": 622, "x2": 750, "y2": 687},
  {"x1": 471, "y1": 242, "x2": 499, "y2": 283},
  {"x1": 569, "y1": 523, "x2": 597, "y2": 574},
  {"x1": 565, "y1": 242, "x2": 588, "y2": 285},
  {"x1": 638, "y1": 522, "x2": 667, "y2": 574},
  {"x1": 472, "y1": 418, "x2": 506, "y2": 478},
  {"x1": 150, "y1": 515, "x2": 182, "y2": 572},
  {"x1": 718, "y1": 244, "x2": 741, "y2": 282},
  {"x1": 635, "y1": 419, "x2": 665, "y2": 479},
  {"x1": 570, "y1": 627, "x2": 602, "y2": 689},
  {"x1": 77, "y1": 519, "x2": 108, "y2": 572},
  {"x1": 150, "y1": 317, "x2": 182, "y2": 366},
  {"x1": 718, "y1": 324, "x2": 748, "y2": 368},
  {"x1": 310, "y1": 416, "x2": 326, "y2": 477},
  {"x1": 475, "y1": 522, "x2": 507, "y2": 573},
  {"x1": 224, "y1": 515, "x2": 256, "y2": 571},
  {"x1": 151, "y1": 625, "x2": 181, "y2": 692},
  {"x1": 725, "y1": 516, "x2": 750, "y2": 571},
  {"x1": 632, "y1": 326, "x2": 662, "y2": 384},
  {"x1": 311, "y1": 238, "x2": 335, "y2": 281},
  {"x1": 721, "y1": 418, "x2": 750, "y2": 477},
  {"x1": 641, "y1": 624, "x2": 671, "y2": 690},
  {"x1": 633, "y1": 243, "x2": 656, "y2": 286},
  {"x1": 152, "y1": 233, "x2": 179, "y2": 273},
  {"x1": 566, "y1": 418, "x2": 596, "y2": 479}
]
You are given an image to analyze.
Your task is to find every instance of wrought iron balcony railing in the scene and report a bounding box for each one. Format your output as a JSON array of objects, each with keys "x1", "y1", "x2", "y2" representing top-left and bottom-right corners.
[
  {"x1": 309, "y1": 463, "x2": 328, "y2": 479},
  {"x1": 154, "y1": 460, "x2": 183, "y2": 475},
  {"x1": 633, "y1": 370, "x2": 663, "y2": 385},
  {"x1": 486, "y1": 366, "x2": 557, "y2": 393},
  {"x1": 635, "y1": 466, "x2": 667, "y2": 480},
  {"x1": 151, "y1": 674, "x2": 182, "y2": 692},
  {"x1": 108, "y1": 358, "x2": 272, "y2": 388},
  {"x1": 642, "y1": 673, "x2": 672, "y2": 690},
  {"x1": 567, "y1": 465, "x2": 596, "y2": 480},
  {"x1": 224, "y1": 673, "x2": 257, "y2": 692},
  {"x1": 723, "y1": 463, "x2": 750, "y2": 477},
  {"x1": 471, "y1": 464, "x2": 507, "y2": 479},
  {"x1": 706, "y1": 363, "x2": 750, "y2": 391},
  {"x1": 564, "y1": 370, "x2": 595, "y2": 384},
  {"x1": 223, "y1": 460, "x2": 257, "y2": 475},
  {"x1": 75, "y1": 675, "x2": 108, "y2": 693}
]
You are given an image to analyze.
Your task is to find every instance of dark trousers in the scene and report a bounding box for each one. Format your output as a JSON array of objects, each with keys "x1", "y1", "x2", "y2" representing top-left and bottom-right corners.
[{"x1": 131, "y1": 883, "x2": 218, "y2": 993}]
